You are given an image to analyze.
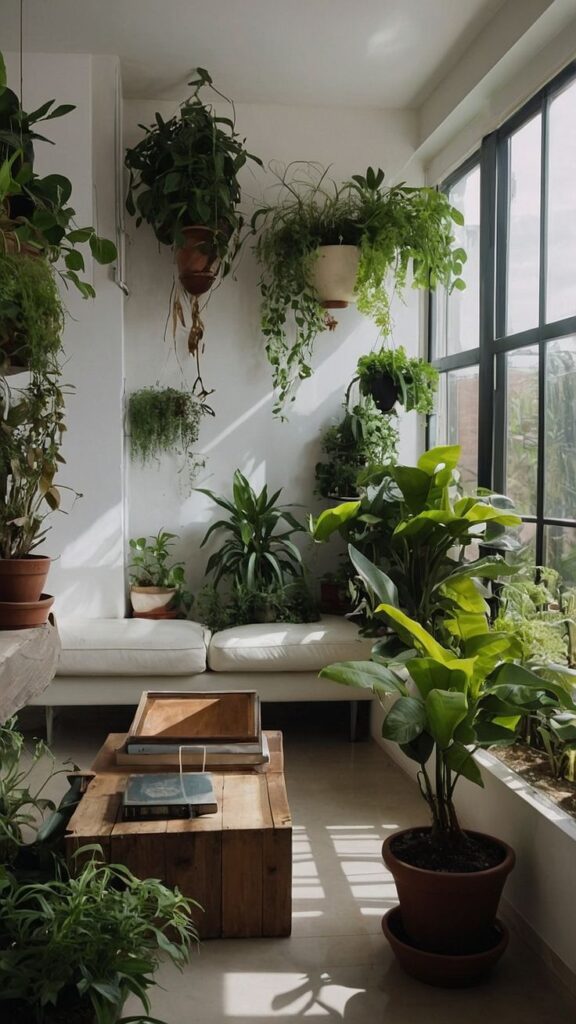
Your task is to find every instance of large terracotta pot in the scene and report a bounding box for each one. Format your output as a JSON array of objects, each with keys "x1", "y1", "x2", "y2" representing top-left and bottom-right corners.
[
  {"x1": 382, "y1": 828, "x2": 515, "y2": 955},
  {"x1": 0, "y1": 556, "x2": 51, "y2": 602},
  {"x1": 310, "y1": 245, "x2": 360, "y2": 308},
  {"x1": 130, "y1": 585, "x2": 177, "y2": 616},
  {"x1": 382, "y1": 907, "x2": 509, "y2": 987},
  {"x1": 175, "y1": 226, "x2": 219, "y2": 296},
  {"x1": 0, "y1": 593, "x2": 54, "y2": 629}
]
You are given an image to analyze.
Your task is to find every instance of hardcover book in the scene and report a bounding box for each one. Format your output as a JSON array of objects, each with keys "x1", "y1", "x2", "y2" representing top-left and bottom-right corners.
[{"x1": 121, "y1": 771, "x2": 218, "y2": 821}]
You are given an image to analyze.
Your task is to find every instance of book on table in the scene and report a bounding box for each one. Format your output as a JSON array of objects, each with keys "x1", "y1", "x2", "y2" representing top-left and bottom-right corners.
[{"x1": 122, "y1": 771, "x2": 218, "y2": 821}]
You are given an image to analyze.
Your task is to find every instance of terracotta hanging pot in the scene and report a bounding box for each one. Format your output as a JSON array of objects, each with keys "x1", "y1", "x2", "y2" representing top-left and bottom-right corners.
[
  {"x1": 310, "y1": 244, "x2": 360, "y2": 308},
  {"x1": 0, "y1": 556, "x2": 51, "y2": 603},
  {"x1": 0, "y1": 593, "x2": 54, "y2": 629},
  {"x1": 175, "y1": 226, "x2": 219, "y2": 296},
  {"x1": 382, "y1": 828, "x2": 515, "y2": 955}
]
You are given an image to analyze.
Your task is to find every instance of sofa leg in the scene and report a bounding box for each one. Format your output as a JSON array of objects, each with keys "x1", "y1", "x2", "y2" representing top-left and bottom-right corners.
[
  {"x1": 349, "y1": 701, "x2": 369, "y2": 742},
  {"x1": 349, "y1": 702, "x2": 359, "y2": 742},
  {"x1": 45, "y1": 706, "x2": 55, "y2": 747}
]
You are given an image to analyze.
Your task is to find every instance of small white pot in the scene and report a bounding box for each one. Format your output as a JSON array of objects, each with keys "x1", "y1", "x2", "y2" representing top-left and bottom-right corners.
[
  {"x1": 310, "y1": 245, "x2": 360, "y2": 308},
  {"x1": 130, "y1": 586, "x2": 176, "y2": 614}
]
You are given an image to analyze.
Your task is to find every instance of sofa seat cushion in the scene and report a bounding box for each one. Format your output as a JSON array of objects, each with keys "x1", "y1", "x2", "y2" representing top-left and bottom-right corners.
[
  {"x1": 207, "y1": 616, "x2": 373, "y2": 673},
  {"x1": 57, "y1": 619, "x2": 208, "y2": 676}
]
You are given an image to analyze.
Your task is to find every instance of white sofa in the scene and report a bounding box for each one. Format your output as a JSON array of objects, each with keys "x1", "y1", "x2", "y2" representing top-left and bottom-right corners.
[{"x1": 31, "y1": 616, "x2": 374, "y2": 742}]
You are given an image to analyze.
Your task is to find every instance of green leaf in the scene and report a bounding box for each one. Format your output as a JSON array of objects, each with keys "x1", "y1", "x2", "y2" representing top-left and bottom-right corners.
[
  {"x1": 0, "y1": 52, "x2": 6, "y2": 90},
  {"x1": 417, "y1": 445, "x2": 461, "y2": 475},
  {"x1": 400, "y1": 731, "x2": 434, "y2": 765},
  {"x1": 348, "y1": 545, "x2": 398, "y2": 606},
  {"x1": 311, "y1": 501, "x2": 361, "y2": 541},
  {"x1": 64, "y1": 250, "x2": 85, "y2": 271},
  {"x1": 319, "y1": 660, "x2": 407, "y2": 698},
  {"x1": 443, "y1": 742, "x2": 483, "y2": 786},
  {"x1": 376, "y1": 604, "x2": 451, "y2": 663},
  {"x1": 392, "y1": 466, "x2": 430, "y2": 512},
  {"x1": 382, "y1": 696, "x2": 427, "y2": 744},
  {"x1": 89, "y1": 235, "x2": 117, "y2": 264},
  {"x1": 425, "y1": 689, "x2": 468, "y2": 748}
]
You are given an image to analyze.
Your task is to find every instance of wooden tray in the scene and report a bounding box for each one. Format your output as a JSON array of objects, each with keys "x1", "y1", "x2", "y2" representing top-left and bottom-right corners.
[{"x1": 128, "y1": 690, "x2": 261, "y2": 744}]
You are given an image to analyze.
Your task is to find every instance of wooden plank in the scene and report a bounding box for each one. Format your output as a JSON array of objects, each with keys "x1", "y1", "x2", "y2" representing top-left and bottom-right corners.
[
  {"x1": 93, "y1": 732, "x2": 281, "y2": 775},
  {"x1": 222, "y1": 830, "x2": 263, "y2": 938},
  {"x1": 222, "y1": 774, "x2": 273, "y2": 831},
  {"x1": 110, "y1": 828, "x2": 167, "y2": 884},
  {"x1": 266, "y1": 773, "x2": 292, "y2": 831},
  {"x1": 164, "y1": 830, "x2": 222, "y2": 939},
  {"x1": 262, "y1": 827, "x2": 292, "y2": 937}
]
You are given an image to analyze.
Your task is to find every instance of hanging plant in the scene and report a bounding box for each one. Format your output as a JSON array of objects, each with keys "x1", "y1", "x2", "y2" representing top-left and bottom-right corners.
[
  {"x1": 315, "y1": 393, "x2": 399, "y2": 499},
  {"x1": 125, "y1": 68, "x2": 262, "y2": 396},
  {"x1": 253, "y1": 164, "x2": 465, "y2": 416},
  {"x1": 128, "y1": 387, "x2": 207, "y2": 475},
  {"x1": 356, "y1": 346, "x2": 439, "y2": 415}
]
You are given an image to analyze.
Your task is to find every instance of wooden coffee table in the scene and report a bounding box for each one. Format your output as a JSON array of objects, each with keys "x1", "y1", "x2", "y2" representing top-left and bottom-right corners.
[{"x1": 65, "y1": 730, "x2": 292, "y2": 939}]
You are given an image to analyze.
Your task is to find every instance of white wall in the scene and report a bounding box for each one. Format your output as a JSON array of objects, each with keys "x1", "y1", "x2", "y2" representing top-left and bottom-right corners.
[
  {"x1": 4, "y1": 53, "x2": 125, "y2": 618},
  {"x1": 124, "y1": 100, "x2": 424, "y2": 595}
]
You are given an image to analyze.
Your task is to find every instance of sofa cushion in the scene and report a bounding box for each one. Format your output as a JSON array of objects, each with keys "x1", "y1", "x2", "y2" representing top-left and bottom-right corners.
[
  {"x1": 207, "y1": 616, "x2": 373, "y2": 673},
  {"x1": 57, "y1": 619, "x2": 208, "y2": 676}
]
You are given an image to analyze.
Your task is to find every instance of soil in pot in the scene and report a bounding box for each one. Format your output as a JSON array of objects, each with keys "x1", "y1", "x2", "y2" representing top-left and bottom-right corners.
[
  {"x1": 0, "y1": 593, "x2": 54, "y2": 629},
  {"x1": 366, "y1": 373, "x2": 399, "y2": 413},
  {"x1": 382, "y1": 907, "x2": 509, "y2": 987},
  {"x1": 176, "y1": 226, "x2": 219, "y2": 295},
  {"x1": 382, "y1": 827, "x2": 515, "y2": 955},
  {"x1": 0, "y1": 556, "x2": 51, "y2": 603}
]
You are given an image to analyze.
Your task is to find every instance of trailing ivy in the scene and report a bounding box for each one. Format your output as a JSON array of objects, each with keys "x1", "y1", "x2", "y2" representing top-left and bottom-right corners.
[
  {"x1": 315, "y1": 395, "x2": 398, "y2": 499},
  {"x1": 128, "y1": 387, "x2": 205, "y2": 470}
]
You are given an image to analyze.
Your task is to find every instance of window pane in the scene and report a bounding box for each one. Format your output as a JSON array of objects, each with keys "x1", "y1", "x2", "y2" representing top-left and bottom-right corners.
[
  {"x1": 547, "y1": 80, "x2": 576, "y2": 322},
  {"x1": 544, "y1": 524, "x2": 576, "y2": 584},
  {"x1": 435, "y1": 367, "x2": 479, "y2": 488},
  {"x1": 506, "y1": 115, "x2": 541, "y2": 336},
  {"x1": 433, "y1": 165, "x2": 480, "y2": 359},
  {"x1": 505, "y1": 347, "x2": 538, "y2": 515},
  {"x1": 545, "y1": 337, "x2": 576, "y2": 518}
]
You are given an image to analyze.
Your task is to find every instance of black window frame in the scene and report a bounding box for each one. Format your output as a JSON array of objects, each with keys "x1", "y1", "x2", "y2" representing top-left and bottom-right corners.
[{"x1": 429, "y1": 60, "x2": 576, "y2": 567}]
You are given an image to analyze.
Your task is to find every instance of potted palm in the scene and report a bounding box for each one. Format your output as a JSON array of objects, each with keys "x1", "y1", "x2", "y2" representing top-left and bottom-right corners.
[
  {"x1": 254, "y1": 164, "x2": 466, "y2": 415},
  {"x1": 356, "y1": 346, "x2": 439, "y2": 415},
  {"x1": 128, "y1": 530, "x2": 192, "y2": 618}
]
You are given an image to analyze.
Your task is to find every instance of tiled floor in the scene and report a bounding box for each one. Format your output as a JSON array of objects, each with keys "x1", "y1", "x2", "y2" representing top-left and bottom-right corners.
[{"x1": 22, "y1": 706, "x2": 576, "y2": 1023}]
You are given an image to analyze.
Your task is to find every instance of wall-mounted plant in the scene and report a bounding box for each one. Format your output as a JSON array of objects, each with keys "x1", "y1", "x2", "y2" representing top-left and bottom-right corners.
[
  {"x1": 125, "y1": 68, "x2": 262, "y2": 396},
  {"x1": 253, "y1": 163, "x2": 465, "y2": 416},
  {"x1": 128, "y1": 386, "x2": 207, "y2": 477},
  {"x1": 315, "y1": 393, "x2": 398, "y2": 499},
  {"x1": 356, "y1": 346, "x2": 439, "y2": 415}
]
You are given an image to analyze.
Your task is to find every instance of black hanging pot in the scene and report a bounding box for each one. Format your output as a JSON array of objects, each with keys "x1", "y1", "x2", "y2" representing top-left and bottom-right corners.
[{"x1": 368, "y1": 372, "x2": 399, "y2": 413}]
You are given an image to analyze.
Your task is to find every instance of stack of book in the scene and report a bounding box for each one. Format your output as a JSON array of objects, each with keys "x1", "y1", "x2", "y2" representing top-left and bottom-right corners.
[
  {"x1": 122, "y1": 771, "x2": 218, "y2": 821},
  {"x1": 115, "y1": 690, "x2": 269, "y2": 769}
]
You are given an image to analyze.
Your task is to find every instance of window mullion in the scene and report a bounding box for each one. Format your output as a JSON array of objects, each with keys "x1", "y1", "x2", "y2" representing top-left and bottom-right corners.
[
  {"x1": 477, "y1": 132, "x2": 498, "y2": 489},
  {"x1": 535, "y1": 96, "x2": 550, "y2": 565}
]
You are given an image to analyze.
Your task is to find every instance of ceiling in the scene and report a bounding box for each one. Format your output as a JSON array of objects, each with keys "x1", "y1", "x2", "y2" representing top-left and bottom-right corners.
[{"x1": 2, "y1": 0, "x2": 509, "y2": 108}]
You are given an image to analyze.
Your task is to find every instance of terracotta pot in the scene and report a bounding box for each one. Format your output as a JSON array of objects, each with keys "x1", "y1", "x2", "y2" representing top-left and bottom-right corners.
[
  {"x1": 367, "y1": 373, "x2": 399, "y2": 413},
  {"x1": 175, "y1": 226, "x2": 219, "y2": 296},
  {"x1": 0, "y1": 556, "x2": 51, "y2": 602},
  {"x1": 382, "y1": 828, "x2": 515, "y2": 954},
  {"x1": 130, "y1": 586, "x2": 177, "y2": 615},
  {"x1": 382, "y1": 907, "x2": 509, "y2": 987},
  {"x1": 0, "y1": 593, "x2": 54, "y2": 630},
  {"x1": 310, "y1": 245, "x2": 360, "y2": 308}
]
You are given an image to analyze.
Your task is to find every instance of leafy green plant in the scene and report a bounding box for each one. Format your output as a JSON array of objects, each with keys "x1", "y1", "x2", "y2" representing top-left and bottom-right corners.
[
  {"x1": 0, "y1": 372, "x2": 75, "y2": 558},
  {"x1": 0, "y1": 853, "x2": 198, "y2": 1024},
  {"x1": 0, "y1": 253, "x2": 64, "y2": 373},
  {"x1": 198, "y1": 470, "x2": 305, "y2": 589},
  {"x1": 0, "y1": 719, "x2": 63, "y2": 867},
  {"x1": 0, "y1": 58, "x2": 116, "y2": 298},
  {"x1": 195, "y1": 578, "x2": 318, "y2": 631},
  {"x1": 315, "y1": 394, "x2": 398, "y2": 499},
  {"x1": 356, "y1": 346, "x2": 439, "y2": 415},
  {"x1": 320, "y1": 604, "x2": 573, "y2": 842},
  {"x1": 254, "y1": 163, "x2": 465, "y2": 415},
  {"x1": 125, "y1": 68, "x2": 261, "y2": 267},
  {"x1": 128, "y1": 530, "x2": 192, "y2": 610},
  {"x1": 312, "y1": 445, "x2": 520, "y2": 642},
  {"x1": 128, "y1": 387, "x2": 206, "y2": 474},
  {"x1": 493, "y1": 566, "x2": 569, "y2": 666}
]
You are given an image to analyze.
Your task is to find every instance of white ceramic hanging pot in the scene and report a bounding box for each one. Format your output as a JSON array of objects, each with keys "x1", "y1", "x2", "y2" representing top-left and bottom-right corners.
[{"x1": 310, "y1": 245, "x2": 360, "y2": 308}]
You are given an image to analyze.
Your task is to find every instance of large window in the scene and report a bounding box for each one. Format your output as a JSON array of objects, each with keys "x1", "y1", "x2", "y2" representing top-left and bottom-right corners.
[{"x1": 430, "y1": 62, "x2": 576, "y2": 580}]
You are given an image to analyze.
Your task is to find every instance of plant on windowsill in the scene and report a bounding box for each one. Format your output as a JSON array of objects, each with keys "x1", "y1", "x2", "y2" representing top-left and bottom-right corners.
[
  {"x1": 315, "y1": 392, "x2": 398, "y2": 500},
  {"x1": 356, "y1": 346, "x2": 439, "y2": 415},
  {"x1": 196, "y1": 469, "x2": 317, "y2": 627},
  {"x1": 253, "y1": 163, "x2": 465, "y2": 416},
  {"x1": 127, "y1": 386, "x2": 208, "y2": 480},
  {"x1": 128, "y1": 530, "x2": 192, "y2": 618},
  {"x1": 124, "y1": 67, "x2": 262, "y2": 396}
]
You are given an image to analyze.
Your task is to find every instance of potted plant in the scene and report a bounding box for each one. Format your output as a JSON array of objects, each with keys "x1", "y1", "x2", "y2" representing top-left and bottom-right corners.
[
  {"x1": 315, "y1": 393, "x2": 398, "y2": 499},
  {"x1": 125, "y1": 67, "x2": 262, "y2": 387},
  {"x1": 127, "y1": 386, "x2": 208, "y2": 480},
  {"x1": 197, "y1": 470, "x2": 316, "y2": 626},
  {"x1": 319, "y1": 602, "x2": 573, "y2": 985},
  {"x1": 128, "y1": 530, "x2": 192, "y2": 618},
  {"x1": 0, "y1": 854, "x2": 198, "y2": 1023},
  {"x1": 356, "y1": 346, "x2": 439, "y2": 415},
  {"x1": 253, "y1": 164, "x2": 465, "y2": 415}
]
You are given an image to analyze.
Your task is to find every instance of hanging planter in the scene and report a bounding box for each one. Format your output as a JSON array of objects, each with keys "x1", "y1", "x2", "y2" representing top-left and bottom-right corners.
[
  {"x1": 127, "y1": 386, "x2": 208, "y2": 483},
  {"x1": 356, "y1": 346, "x2": 439, "y2": 415},
  {"x1": 125, "y1": 68, "x2": 262, "y2": 396},
  {"x1": 310, "y1": 244, "x2": 360, "y2": 308}
]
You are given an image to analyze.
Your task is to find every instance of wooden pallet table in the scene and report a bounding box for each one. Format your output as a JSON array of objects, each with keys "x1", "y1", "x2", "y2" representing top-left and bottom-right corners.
[{"x1": 65, "y1": 730, "x2": 292, "y2": 939}]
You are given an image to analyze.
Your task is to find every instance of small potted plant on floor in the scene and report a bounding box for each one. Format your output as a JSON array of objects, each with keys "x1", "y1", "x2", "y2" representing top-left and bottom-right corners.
[
  {"x1": 315, "y1": 392, "x2": 398, "y2": 499},
  {"x1": 356, "y1": 346, "x2": 439, "y2": 415},
  {"x1": 320, "y1": 601, "x2": 573, "y2": 985},
  {"x1": 254, "y1": 163, "x2": 465, "y2": 415},
  {"x1": 128, "y1": 530, "x2": 192, "y2": 618}
]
